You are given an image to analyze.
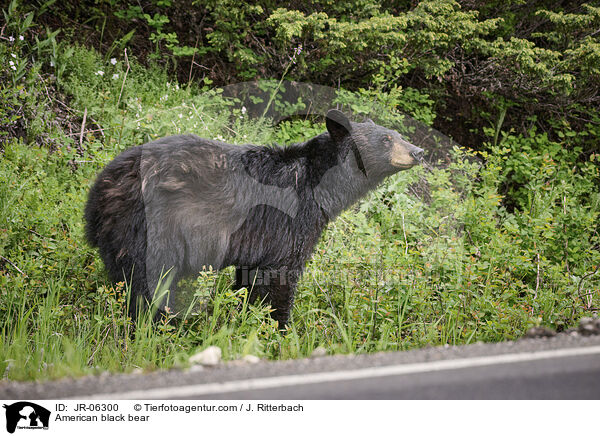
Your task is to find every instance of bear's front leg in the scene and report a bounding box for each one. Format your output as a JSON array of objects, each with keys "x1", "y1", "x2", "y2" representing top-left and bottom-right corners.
[{"x1": 235, "y1": 266, "x2": 299, "y2": 329}]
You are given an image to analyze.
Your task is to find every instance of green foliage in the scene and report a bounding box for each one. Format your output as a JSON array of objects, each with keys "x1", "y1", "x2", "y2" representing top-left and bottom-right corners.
[
  {"x1": 488, "y1": 129, "x2": 600, "y2": 272},
  {"x1": 335, "y1": 86, "x2": 436, "y2": 126},
  {"x1": 273, "y1": 119, "x2": 324, "y2": 145},
  {"x1": 267, "y1": 0, "x2": 500, "y2": 82},
  {"x1": 87, "y1": 0, "x2": 197, "y2": 64},
  {"x1": 22, "y1": 0, "x2": 600, "y2": 158},
  {"x1": 201, "y1": 0, "x2": 266, "y2": 80},
  {"x1": 1, "y1": 1, "x2": 60, "y2": 85}
]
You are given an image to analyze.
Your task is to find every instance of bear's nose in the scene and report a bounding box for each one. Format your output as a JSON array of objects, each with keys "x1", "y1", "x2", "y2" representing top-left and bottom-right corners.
[{"x1": 410, "y1": 147, "x2": 424, "y2": 161}]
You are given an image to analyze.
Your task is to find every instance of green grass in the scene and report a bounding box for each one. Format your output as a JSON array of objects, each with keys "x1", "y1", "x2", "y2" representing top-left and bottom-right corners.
[{"x1": 0, "y1": 38, "x2": 599, "y2": 382}]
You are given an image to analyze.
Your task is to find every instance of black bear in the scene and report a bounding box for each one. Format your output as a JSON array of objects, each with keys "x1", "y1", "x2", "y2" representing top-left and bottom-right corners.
[{"x1": 84, "y1": 110, "x2": 423, "y2": 327}]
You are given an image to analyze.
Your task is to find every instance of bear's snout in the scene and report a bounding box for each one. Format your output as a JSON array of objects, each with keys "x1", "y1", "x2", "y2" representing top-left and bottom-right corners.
[
  {"x1": 410, "y1": 146, "x2": 424, "y2": 162},
  {"x1": 390, "y1": 139, "x2": 424, "y2": 168}
]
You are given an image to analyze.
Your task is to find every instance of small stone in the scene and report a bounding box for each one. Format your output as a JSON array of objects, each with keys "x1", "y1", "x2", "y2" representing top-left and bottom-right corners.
[
  {"x1": 311, "y1": 346, "x2": 327, "y2": 358},
  {"x1": 242, "y1": 355, "x2": 260, "y2": 364},
  {"x1": 578, "y1": 317, "x2": 600, "y2": 336},
  {"x1": 525, "y1": 326, "x2": 556, "y2": 338},
  {"x1": 189, "y1": 346, "x2": 222, "y2": 366}
]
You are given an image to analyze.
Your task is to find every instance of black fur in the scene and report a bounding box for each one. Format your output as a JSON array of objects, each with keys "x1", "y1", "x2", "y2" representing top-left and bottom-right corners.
[{"x1": 84, "y1": 110, "x2": 423, "y2": 327}]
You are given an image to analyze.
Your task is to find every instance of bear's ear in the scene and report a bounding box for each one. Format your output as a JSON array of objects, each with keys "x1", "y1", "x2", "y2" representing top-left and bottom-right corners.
[{"x1": 326, "y1": 109, "x2": 352, "y2": 143}]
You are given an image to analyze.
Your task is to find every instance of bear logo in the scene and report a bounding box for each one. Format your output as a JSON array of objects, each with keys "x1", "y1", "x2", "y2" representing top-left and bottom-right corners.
[{"x1": 3, "y1": 402, "x2": 51, "y2": 433}]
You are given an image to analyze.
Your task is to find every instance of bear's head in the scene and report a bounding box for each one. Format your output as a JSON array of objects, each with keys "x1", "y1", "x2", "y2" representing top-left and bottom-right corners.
[{"x1": 325, "y1": 109, "x2": 424, "y2": 181}]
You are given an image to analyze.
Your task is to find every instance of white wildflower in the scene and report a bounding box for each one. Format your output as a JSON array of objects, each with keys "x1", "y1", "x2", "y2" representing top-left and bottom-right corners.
[
  {"x1": 241, "y1": 106, "x2": 247, "y2": 114},
  {"x1": 19, "y1": 35, "x2": 24, "y2": 41},
  {"x1": 8, "y1": 36, "x2": 14, "y2": 42},
  {"x1": 11, "y1": 53, "x2": 16, "y2": 58},
  {"x1": 9, "y1": 60, "x2": 14, "y2": 66},
  {"x1": 110, "y1": 58, "x2": 117, "y2": 65},
  {"x1": 112, "y1": 73, "x2": 119, "y2": 79},
  {"x1": 95, "y1": 70, "x2": 104, "y2": 76}
]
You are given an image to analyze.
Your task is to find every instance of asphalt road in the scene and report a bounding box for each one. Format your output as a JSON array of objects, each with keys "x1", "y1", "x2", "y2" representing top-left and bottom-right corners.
[{"x1": 1, "y1": 333, "x2": 599, "y2": 400}]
